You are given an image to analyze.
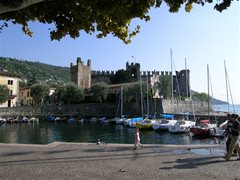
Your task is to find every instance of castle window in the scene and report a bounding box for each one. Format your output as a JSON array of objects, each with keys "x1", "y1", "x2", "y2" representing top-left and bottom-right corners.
[
  {"x1": 9, "y1": 90, "x2": 13, "y2": 95},
  {"x1": 8, "y1": 80, "x2": 13, "y2": 85},
  {"x1": 27, "y1": 91, "x2": 30, "y2": 97}
]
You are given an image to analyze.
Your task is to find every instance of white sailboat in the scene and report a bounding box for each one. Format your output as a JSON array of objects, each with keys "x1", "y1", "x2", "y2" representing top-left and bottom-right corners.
[
  {"x1": 190, "y1": 64, "x2": 217, "y2": 137},
  {"x1": 116, "y1": 87, "x2": 128, "y2": 124},
  {"x1": 169, "y1": 58, "x2": 195, "y2": 133},
  {"x1": 210, "y1": 61, "x2": 233, "y2": 137},
  {"x1": 153, "y1": 49, "x2": 179, "y2": 131}
]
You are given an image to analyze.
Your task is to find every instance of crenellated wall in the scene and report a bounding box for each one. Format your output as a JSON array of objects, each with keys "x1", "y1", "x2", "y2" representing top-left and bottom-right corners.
[
  {"x1": 91, "y1": 70, "x2": 173, "y2": 77},
  {"x1": 70, "y1": 59, "x2": 190, "y2": 98}
]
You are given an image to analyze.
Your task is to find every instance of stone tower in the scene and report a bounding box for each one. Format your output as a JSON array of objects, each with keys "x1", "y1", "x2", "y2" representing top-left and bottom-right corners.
[
  {"x1": 175, "y1": 69, "x2": 190, "y2": 97},
  {"x1": 126, "y1": 61, "x2": 141, "y2": 81},
  {"x1": 70, "y1": 57, "x2": 91, "y2": 89}
]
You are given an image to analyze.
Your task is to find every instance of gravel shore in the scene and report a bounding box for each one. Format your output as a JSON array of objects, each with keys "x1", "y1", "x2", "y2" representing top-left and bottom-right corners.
[{"x1": 0, "y1": 142, "x2": 239, "y2": 180}]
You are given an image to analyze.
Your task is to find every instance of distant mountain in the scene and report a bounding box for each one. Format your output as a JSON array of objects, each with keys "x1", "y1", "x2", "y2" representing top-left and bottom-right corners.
[
  {"x1": 0, "y1": 57, "x2": 71, "y2": 86},
  {"x1": 191, "y1": 90, "x2": 228, "y2": 105}
]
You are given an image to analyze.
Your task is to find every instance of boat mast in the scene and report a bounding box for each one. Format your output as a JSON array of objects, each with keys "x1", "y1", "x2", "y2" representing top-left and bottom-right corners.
[
  {"x1": 224, "y1": 60, "x2": 230, "y2": 113},
  {"x1": 140, "y1": 71, "x2": 144, "y2": 118},
  {"x1": 224, "y1": 60, "x2": 235, "y2": 113},
  {"x1": 146, "y1": 73, "x2": 149, "y2": 115},
  {"x1": 120, "y1": 86, "x2": 123, "y2": 118},
  {"x1": 189, "y1": 67, "x2": 196, "y2": 121},
  {"x1": 207, "y1": 64, "x2": 210, "y2": 119},
  {"x1": 185, "y1": 58, "x2": 188, "y2": 98},
  {"x1": 170, "y1": 49, "x2": 174, "y2": 112}
]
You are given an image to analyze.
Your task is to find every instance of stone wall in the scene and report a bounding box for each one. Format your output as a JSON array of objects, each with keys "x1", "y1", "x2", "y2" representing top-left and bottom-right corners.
[
  {"x1": 162, "y1": 99, "x2": 211, "y2": 114},
  {"x1": 0, "y1": 99, "x2": 213, "y2": 118}
]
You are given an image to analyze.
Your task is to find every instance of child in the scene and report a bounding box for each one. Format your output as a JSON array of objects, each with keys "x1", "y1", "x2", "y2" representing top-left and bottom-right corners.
[{"x1": 133, "y1": 128, "x2": 143, "y2": 149}]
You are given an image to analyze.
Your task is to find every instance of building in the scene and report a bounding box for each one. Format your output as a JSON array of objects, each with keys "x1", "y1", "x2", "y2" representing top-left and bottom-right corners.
[
  {"x1": 19, "y1": 86, "x2": 56, "y2": 106},
  {"x1": 70, "y1": 58, "x2": 190, "y2": 98},
  {"x1": 107, "y1": 81, "x2": 140, "y2": 94},
  {"x1": 70, "y1": 57, "x2": 91, "y2": 89},
  {"x1": 0, "y1": 69, "x2": 21, "y2": 107},
  {"x1": 19, "y1": 86, "x2": 33, "y2": 106}
]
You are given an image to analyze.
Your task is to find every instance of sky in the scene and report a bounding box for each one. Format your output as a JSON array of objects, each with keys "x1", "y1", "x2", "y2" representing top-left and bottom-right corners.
[{"x1": 0, "y1": 1, "x2": 239, "y2": 104}]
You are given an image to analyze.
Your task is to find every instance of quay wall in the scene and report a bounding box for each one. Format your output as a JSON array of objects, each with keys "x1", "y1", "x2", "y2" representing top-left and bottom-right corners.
[{"x1": 0, "y1": 100, "x2": 226, "y2": 121}]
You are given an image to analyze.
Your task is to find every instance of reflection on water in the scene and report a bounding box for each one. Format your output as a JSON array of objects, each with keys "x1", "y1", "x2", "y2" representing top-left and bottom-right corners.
[{"x1": 0, "y1": 121, "x2": 225, "y2": 145}]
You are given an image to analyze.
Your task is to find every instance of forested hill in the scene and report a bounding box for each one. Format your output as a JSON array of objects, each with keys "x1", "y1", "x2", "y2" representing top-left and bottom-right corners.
[{"x1": 0, "y1": 57, "x2": 71, "y2": 85}]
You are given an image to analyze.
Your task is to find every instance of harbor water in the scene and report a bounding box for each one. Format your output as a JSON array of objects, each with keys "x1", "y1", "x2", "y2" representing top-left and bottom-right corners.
[
  {"x1": 213, "y1": 104, "x2": 240, "y2": 114},
  {"x1": 0, "y1": 120, "x2": 224, "y2": 145},
  {"x1": 0, "y1": 103, "x2": 239, "y2": 145}
]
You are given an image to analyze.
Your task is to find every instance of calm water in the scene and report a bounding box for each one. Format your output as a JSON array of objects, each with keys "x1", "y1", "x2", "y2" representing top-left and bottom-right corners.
[
  {"x1": 213, "y1": 104, "x2": 240, "y2": 114},
  {"x1": 0, "y1": 121, "x2": 222, "y2": 145}
]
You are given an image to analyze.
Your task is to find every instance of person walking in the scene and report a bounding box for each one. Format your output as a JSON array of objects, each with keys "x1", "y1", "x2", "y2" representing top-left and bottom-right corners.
[
  {"x1": 224, "y1": 114, "x2": 240, "y2": 161},
  {"x1": 133, "y1": 128, "x2": 143, "y2": 150},
  {"x1": 223, "y1": 114, "x2": 237, "y2": 155}
]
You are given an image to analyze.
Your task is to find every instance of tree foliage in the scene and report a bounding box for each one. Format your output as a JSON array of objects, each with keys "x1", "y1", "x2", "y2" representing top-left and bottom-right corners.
[
  {"x1": 192, "y1": 92, "x2": 210, "y2": 102},
  {"x1": 30, "y1": 83, "x2": 49, "y2": 105},
  {"x1": 0, "y1": 0, "x2": 235, "y2": 44},
  {"x1": 91, "y1": 82, "x2": 108, "y2": 103},
  {"x1": 159, "y1": 75, "x2": 171, "y2": 99},
  {"x1": 0, "y1": 85, "x2": 9, "y2": 104},
  {"x1": 124, "y1": 82, "x2": 147, "y2": 102},
  {"x1": 61, "y1": 83, "x2": 84, "y2": 104},
  {"x1": 0, "y1": 57, "x2": 70, "y2": 86},
  {"x1": 110, "y1": 69, "x2": 132, "y2": 84}
]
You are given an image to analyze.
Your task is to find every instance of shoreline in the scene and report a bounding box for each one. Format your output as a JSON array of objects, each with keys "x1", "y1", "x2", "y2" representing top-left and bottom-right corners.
[{"x1": 0, "y1": 141, "x2": 224, "y2": 148}]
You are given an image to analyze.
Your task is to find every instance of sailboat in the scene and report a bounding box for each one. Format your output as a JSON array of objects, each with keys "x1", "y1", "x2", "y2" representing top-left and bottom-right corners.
[
  {"x1": 209, "y1": 61, "x2": 232, "y2": 137},
  {"x1": 153, "y1": 49, "x2": 179, "y2": 131},
  {"x1": 125, "y1": 72, "x2": 145, "y2": 127},
  {"x1": 190, "y1": 64, "x2": 216, "y2": 137},
  {"x1": 135, "y1": 73, "x2": 158, "y2": 130},
  {"x1": 169, "y1": 58, "x2": 195, "y2": 133},
  {"x1": 110, "y1": 87, "x2": 127, "y2": 124}
]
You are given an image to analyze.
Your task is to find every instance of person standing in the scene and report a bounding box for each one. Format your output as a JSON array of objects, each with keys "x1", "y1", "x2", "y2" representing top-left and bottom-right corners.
[
  {"x1": 133, "y1": 128, "x2": 143, "y2": 150},
  {"x1": 223, "y1": 114, "x2": 237, "y2": 155},
  {"x1": 224, "y1": 114, "x2": 240, "y2": 161}
]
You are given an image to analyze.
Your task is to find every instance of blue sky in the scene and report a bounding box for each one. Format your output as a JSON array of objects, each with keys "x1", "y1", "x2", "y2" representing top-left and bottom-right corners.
[{"x1": 0, "y1": 2, "x2": 239, "y2": 104}]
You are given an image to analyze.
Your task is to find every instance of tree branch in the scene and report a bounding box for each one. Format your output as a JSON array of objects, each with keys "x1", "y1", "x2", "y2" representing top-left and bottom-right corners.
[{"x1": 0, "y1": 0, "x2": 45, "y2": 15}]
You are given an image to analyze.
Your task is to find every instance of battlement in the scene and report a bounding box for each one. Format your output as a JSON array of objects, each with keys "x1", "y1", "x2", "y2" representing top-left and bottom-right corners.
[
  {"x1": 91, "y1": 70, "x2": 173, "y2": 77},
  {"x1": 141, "y1": 71, "x2": 172, "y2": 76},
  {"x1": 70, "y1": 57, "x2": 91, "y2": 67},
  {"x1": 126, "y1": 61, "x2": 140, "y2": 69},
  {"x1": 91, "y1": 70, "x2": 116, "y2": 76}
]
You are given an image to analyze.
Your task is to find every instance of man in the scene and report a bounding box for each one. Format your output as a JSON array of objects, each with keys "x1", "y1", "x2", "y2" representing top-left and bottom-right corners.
[
  {"x1": 224, "y1": 114, "x2": 240, "y2": 161},
  {"x1": 223, "y1": 114, "x2": 237, "y2": 155}
]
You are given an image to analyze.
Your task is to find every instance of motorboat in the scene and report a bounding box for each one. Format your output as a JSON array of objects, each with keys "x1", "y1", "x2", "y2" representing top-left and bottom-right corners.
[
  {"x1": 152, "y1": 119, "x2": 177, "y2": 131},
  {"x1": 190, "y1": 119, "x2": 216, "y2": 137},
  {"x1": 169, "y1": 120, "x2": 195, "y2": 133}
]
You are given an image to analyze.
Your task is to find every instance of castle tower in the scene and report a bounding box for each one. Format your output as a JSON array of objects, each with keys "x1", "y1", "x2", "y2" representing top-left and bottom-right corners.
[
  {"x1": 126, "y1": 61, "x2": 141, "y2": 81},
  {"x1": 174, "y1": 69, "x2": 190, "y2": 97},
  {"x1": 70, "y1": 57, "x2": 91, "y2": 89}
]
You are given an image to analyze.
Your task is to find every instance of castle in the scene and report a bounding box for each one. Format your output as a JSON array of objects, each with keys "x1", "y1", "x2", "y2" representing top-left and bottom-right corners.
[{"x1": 70, "y1": 57, "x2": 190, "y2": 97}]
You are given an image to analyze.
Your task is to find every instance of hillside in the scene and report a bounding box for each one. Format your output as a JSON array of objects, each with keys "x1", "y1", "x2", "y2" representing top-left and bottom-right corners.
[
  {"x1": 0, "y1": 57, "x2": 71, "y2": 86},
  {"x1": 191, "y1": 90, "x2": 228, "y2": 105}
]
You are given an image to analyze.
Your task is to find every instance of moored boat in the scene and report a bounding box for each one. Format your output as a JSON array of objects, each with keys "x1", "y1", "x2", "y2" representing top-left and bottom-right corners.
[
  {"x1": 190, "y1": 119, "x2": 216, "y2": 137},
  {"x1": 209, "y1": 120, "x2": 227, "y2": 137},
  {"x1": 136, "y1": 119, "x2": 156, "y2": 130},
  {"x1": 152, "y1": 119, "x2": 177, "y2": 131},
  {"x1": 169, "y1": 120, "x2": 195, "y2": 133}
]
